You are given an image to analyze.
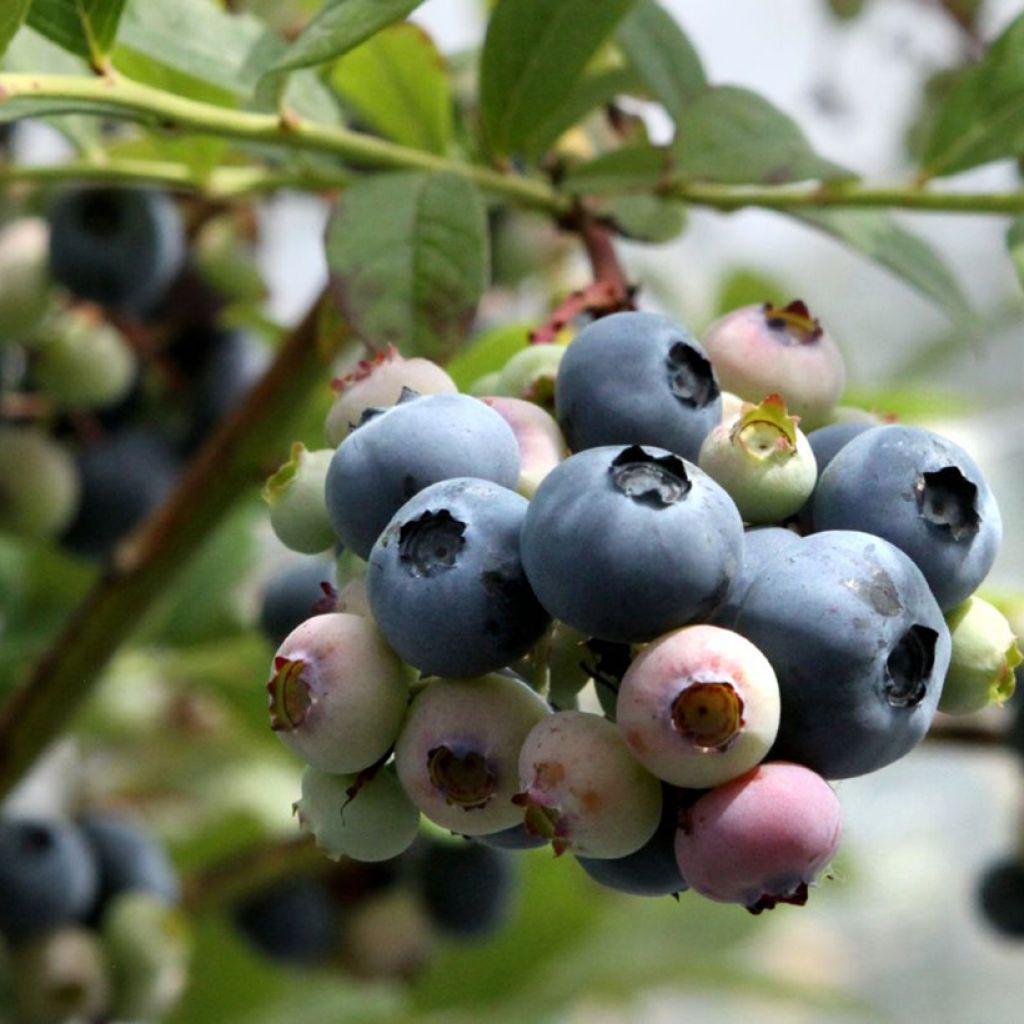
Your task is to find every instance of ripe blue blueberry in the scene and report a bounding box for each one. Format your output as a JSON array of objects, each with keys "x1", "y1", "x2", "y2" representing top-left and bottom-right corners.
[
  {"x1": 711, "y1": 526, "x2": 802, "y2": 628},
  {"x1": 794, "y1": 420, "x2": 874, "y2": 531},
  {"x1": 520, "y1": 445, "x2": 743, "y2": 643},
  {"x1": 417, "y1": 839, "x2": 518, "y2": 938},
  {"x1": 812, "y1": 425, "x2": 1002, "y2": 610},
  {"x1": 977, "y1": 858, "x2": 1024, "y2": 938},
  {"x1": 367, "y1": 478, "x2": 550, "y2": 677},
  {"x1": 734, "y1": 530, "x2": 951, "y2": 778},
  {"x1": 78, "y1": 813, "x2": 180, "y2": 916},
  {"x1": 258, "y1": 555, "x2": 338, "y2": 647},
  {"x1": 62, "y1": 431, "x2": 180, "y2": 558},
  {"x1": 326, "y1": 391, "x2": 520, "y2": 559},
  {"x1": 0, "y1": 818, "x2": 99, "y2": 942},
  {"x1": 47, "y1": 188, "x2": 185, "y2": 313},
  {"x1": 555, "y1": 311, "x2": 721, "y2": 461},
  {"x1": 234, "y1": 877, "x2": 341, "y2": 965}
]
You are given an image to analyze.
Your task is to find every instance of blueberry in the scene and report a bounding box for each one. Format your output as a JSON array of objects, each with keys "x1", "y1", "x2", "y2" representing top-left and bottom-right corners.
[
  {"x1": 263, "y1": 444, "x2": 337, "y2": 555},
  {"x1": 674, "y1": 762, "x2": 842, "y2": 912},
  {"x1": 555, "y1": 311, "x2": 721, "y2": 461},
  {"x1": 520, "y1": 445, "x2": 743, "y2": 643},
  {"x1": 940, "y1": 596, "x2": 1021, "y2": 715},
  {"x1": 977, "y1": 858, "x2": 1024, "y2": 938},
  {"x1": 417, "y1": 840, "x2": 518, "y2": 938},
  {"x1": 78, "y1": 813, "x2": 180, "y2": 916},
  {"x1": 185, "y1": 328, "x2": 268, "y2": 449},
  {"x1": 734, "y1": 530, "x2": 951, "y2": 778},
  {"x1": 576, "y1": 784, "x2": 689, "y2": 897},
  {"x1": 0, "y1": 427, "x2": 80, "y2": 541},
  {"x1": 471, "y1": 823, "x2": 548, "y2": 851},
  {"x1": 61, "y1": 431, "x2": 180, "y2": 558},
  {"x1": 480, "y1": 395, "x2": 566, "y2": 497},
  {"x1": 0, "y1": 218, "x2": 50, "y2": 341},
  {"x1": 702, "y1": 300, "x2": 846, "y2": 430},
  {"x1": 326, "y1": 391, "x2": 520, "y2": 560},
  {"x1": 812, "y1": 424, "x2": 1002, "y2": 610},
  {"x1": 711, "y1": 526, "x2": 802, "y2": 628},
  {"x1": 617, "y1": 624, "x2": 781, "y2": 789},
  {"x1": 0, "y1": 817, "x2": 99, "y2": 943},
  {"x1": 234, "y1": 876, "x2": 341, "y2": 965},
  {"x1": 47, "y1": 188, "x2": 185, "y2": 313},
  {"x1": 794, "y1": 420, "x2": 875, "y2": 531},
  {"x1": 367, "y1": 478, "x2": 550, "y2": 678},
  {"x1": 258, "y1": 555, "x2": 338, "y2": 647},
  {"x1": 324, "y1": 346, "x2": 456, "y2": 446}
]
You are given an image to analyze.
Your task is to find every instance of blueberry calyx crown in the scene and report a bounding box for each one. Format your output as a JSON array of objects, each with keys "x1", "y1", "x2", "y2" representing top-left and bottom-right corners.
[
  {"x1": 427, "y1": 746, "x2": 497, "y2": 810},
  {"x1": 762, "y1": 299, "x2": 823, "y2": 345},
  {"x1": 610, "y1": 446, "x2": 691, "y2": 507},
  {"x1": 512, "y1": 792, "x2": 570, "y2": 855},
  {"x1": 915, "y1": 466, "x2": 980, "y2": 541},
  {"x1": 747, "y1": 881, "x2": 810, "y2": 915},
  {"x1": 398, "y1": 509, "x2": 467, "y2": 577},
  {"x1": 670, "y1": 681, "x2": 746, "y2": 751},
  {"x1": 268, "y1": 656, "x2": 312, "y2": 731},
  {"x1": 731, "y1": 394, "x2": 799, "y2": 461},
  {"x1": 884, "y1": 624, "x2": 938, "y2": 708},
  {"x1": 665, "y1": 341, "x2": 718, "y2": 408},
  {"x1": 261, "y1": 441, "x2": 307, "y2": 505}
]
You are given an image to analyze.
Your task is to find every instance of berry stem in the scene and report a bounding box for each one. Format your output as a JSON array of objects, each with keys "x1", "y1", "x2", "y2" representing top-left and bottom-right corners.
[{"x1": 0, "y1": 293, "x2": 353, "y2": 800}]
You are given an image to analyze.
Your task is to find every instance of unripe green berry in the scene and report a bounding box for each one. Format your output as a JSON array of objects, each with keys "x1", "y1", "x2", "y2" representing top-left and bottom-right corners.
[
  {"x1": 33, "y1": 308, "x2": 136, "y2": 410},
  {"x1": 263, "y1": 443, "x2": 336, "y2": 554},
  {"x1": 0, "y1": 218, "x2": 50, "y2": 343},
  {"x1": 698, "y1": 395, "x2": 816, "y2": 524},
  {"x1": 940, "y1": 596, "x2": 1021, "y2": 714},
  {"x1": 295, "y1": 763, "x2": 420, "y2": 862},
  {"x1": 12, "y1": 926, "x2": 111, "y2": 1024},
  {"x1": 495, "y1": 342, "x2": 566, "y2": 411},
  {"x1": 101, "y1": 892, "x2": 190, "y2": 1022},
  {"x1": 0, "y1": 427, "x2": 80, "y2": 539},
  {"x1": 467, "y1": 370, "x2": 502, "y2": 396}
]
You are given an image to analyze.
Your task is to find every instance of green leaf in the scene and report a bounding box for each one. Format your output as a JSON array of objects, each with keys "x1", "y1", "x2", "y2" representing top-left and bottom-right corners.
[
  {"x1": 26, "y1": 0, "x2": 127, "y2": 64},
  {"x1": 598, "y1": 193, "x2": 687, "y2": 243},
  {"x1": 0, "y1": 0, "x2": 32, "y2": 59},
  {"x1": 564, "y1": 143, "x2": 672, "y2": 194},
  {"x1": 113, "y1": 0, "x2": 270, "y2": 104},
  {"x1": 325, "y1": 172, "x2": 489, "y2": 362},
  {"x1": 268, "y1": 0, "x2": 426, "y2": 75},
  {"x1": 1007, "y1": 216, "x2": 1024, "y2": 292},
  {"x1": 923, "y1": 12, "x2": 1024, "y2": 177},
  {"x1": 480, "y1": 0, "x2": 638, "y2": 157},
  {"x1": 673, "y1": 85, "x2": 853, "y2": 184},
  {"x1": 328, "y1": 22, "x2": 451, "y2": 154},
  {"x1": 616, "y1": 0, "x2": 706, "y2": 117},
  {"x1": 525, "y1": 66, "x2": 642, "y2": 159},
  {"x1": 793, "y1": 209, "x2": 974, "y2": 325}
]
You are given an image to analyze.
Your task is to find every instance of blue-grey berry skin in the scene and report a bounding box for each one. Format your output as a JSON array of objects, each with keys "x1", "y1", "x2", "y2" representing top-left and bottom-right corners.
[
  {"x1": 258, "y1": 556, "x2": 337, "y2": 647},
  {"x1": 794, "y1": 421, "x2": 874, "y2": 531},
  {"x1": 711, "y1": 526, "x2": 802, "y2": 628},
  {"x1": 733, "y1": 530, "x2": 951, "y2": 779},
  {"x1": 811, "y1": 425, "x2": 1001, "y2": 611},
  {"x1": 78, "y1": 814, "x2": 180, "y2": 916},
  {"x1": 47, "y1": 188, "x2": 185, "y2": 313},
  {"x1": 234, "y1": 877, "x2": 341, "y2": 965},
  {"x1": 555, "y1": 311, "x2": 721, "y2": 461},
  {"x1": 520, "y1": 445, "x2": 743, "y2": 643},
  {"x1": 367, "y1": 478, "x2": 549, "y2": 678},
  {"x1": 576, "y1": 785, "x2": 689, "y2": 897},
  {"x1": 471, "y1": 823, "x2": 547, "y2": 851},
  {"x1": 326, "y1": 392, "x2": 521, "y2": 559},
  {"x1": 0, "y1": 818, "x2": 99, "y2": 943}
]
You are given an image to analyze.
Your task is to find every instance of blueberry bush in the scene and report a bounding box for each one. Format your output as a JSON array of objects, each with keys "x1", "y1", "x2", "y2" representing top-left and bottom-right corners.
[{"x1": 2, "y1": 1, "x2": 1024, "y2": 1021}]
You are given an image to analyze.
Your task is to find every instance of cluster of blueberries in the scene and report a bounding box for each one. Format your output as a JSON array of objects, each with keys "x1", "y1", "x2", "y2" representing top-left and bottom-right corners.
[
  {"x1": 0, "y1": 811, "x2": 185, "y2": 1022},
  {"x1": 233, "y1": 833, "x2": 518, "y2": 975},
  {"x1": 0, "y1": 187, "x2": 266, "y2": 558},
  {"x1": 262, "y1": 302, "x2": 1019, "y2": 917}
]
